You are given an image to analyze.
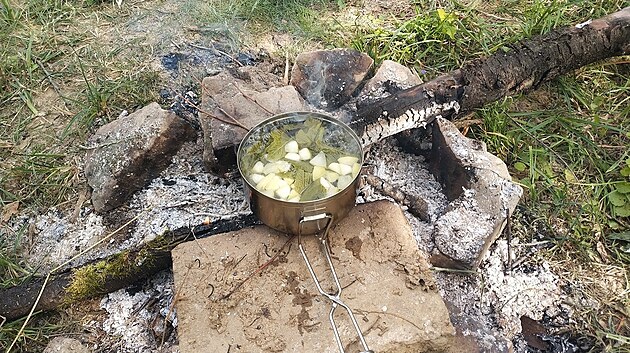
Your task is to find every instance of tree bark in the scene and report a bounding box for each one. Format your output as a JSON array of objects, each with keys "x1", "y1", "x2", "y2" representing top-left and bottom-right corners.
[
  {"x1": 0, "y1": 214, "x2": 260, "y2": 321},
  {"x1": 351, "y1": 7, "x2": 630, "y2": 146}
]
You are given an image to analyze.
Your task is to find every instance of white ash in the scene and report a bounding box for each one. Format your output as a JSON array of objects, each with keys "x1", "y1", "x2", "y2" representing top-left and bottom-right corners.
[
  {"x1": 96, "y1": 271, "x2": 177, "y2": 353},
  {"x1": 364, "y1": 138, "x2": 447, "y2": 221},
  {"x1": 481, "y1": 239, "x2": 566, "y2": 337},
  {"x1": 126, "y1": 139, "x2": 248, "y2": 244},
  {"x1": 358, "y1": 138, "x2": 448, "y2": 254},
  {"x1": 21, "y1": 139, "x2": 248, "y2": 274},
  {"x1": 25, "y1": 210, "x2": 106, "y2": 272},
  {"x1": 434, "y1": 198, "x2": 494, "y2": 264}
]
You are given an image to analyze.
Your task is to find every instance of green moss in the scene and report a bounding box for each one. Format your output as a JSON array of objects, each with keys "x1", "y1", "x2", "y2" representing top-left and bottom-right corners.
[{"x1": 64, "y1": 252, "x2": 131, "y2": 302}]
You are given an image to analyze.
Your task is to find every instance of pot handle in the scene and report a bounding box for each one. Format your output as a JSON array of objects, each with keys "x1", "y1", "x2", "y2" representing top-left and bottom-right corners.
[{"x1": 297, "y1": 214, "x2": 374, "y2": 353}]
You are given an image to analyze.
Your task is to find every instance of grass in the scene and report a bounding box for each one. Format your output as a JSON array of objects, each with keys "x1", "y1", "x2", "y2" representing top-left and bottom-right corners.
[
  {"x1": 0, "y1": 0, "x2": 628, "y2": 351},
  {"x1": 346, "y1": 0, "x2": 629, "y2": 350},
  {"x1": 1, "y1": 1, "x2": 159, "y2": 349}
]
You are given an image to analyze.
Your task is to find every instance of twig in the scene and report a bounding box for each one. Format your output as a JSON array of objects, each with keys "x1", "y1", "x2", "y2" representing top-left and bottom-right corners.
[
  {"x1": 6, "y1": 210, "x2": 147, "y2": 353},
  {"x1": 178, "y1": 93, "x2": 249, "y2": 131},
  {"x1": 232, "y1": 83, "x2": 274, "y2": 116},
  {"x1": 363, "y1": 174, "x2": 430, "y2": 221},
  {"x1": 217, "y1": 107, "x2": 249, "y2": 131},
  {"x1": 188, "y1": 43, "x2": 243, "y2": 67},
  {"x1": 34, "y1": 57, "x2": 60, "y2": 95},
  {"x1": 283, "y1": 52, "x2": 290, "y2": 85},
  {"x1": 220, "y1": 235, "x2": 295, "y2": 300}
]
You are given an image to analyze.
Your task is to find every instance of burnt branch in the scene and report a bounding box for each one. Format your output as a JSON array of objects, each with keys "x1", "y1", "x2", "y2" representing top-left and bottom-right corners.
[
  {"x1": 363, "y1": 175, "x2": 430, "y2": 221},
  {"x1": 0, "y1": 214, "x2": 260, "y2": 321},
  {"x1": 352, "y1": 7, "x2": 630, "y2": 146}
]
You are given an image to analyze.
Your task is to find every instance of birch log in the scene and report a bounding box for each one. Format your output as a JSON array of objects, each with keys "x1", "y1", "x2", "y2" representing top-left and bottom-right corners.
[{"x1": 351, "y1": 7, "x2": 630, "y2": 146}]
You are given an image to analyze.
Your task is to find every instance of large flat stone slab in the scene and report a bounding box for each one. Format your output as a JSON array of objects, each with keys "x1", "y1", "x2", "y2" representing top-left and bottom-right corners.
[{"x1": 172, "y1": 200, "x2": 455, "y2": 352}]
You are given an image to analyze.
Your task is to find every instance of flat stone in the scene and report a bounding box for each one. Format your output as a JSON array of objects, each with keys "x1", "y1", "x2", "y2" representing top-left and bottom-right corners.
[
  {"x1": 43, "y1": 337, "x2": 91, "y2": 353},
  {"x1": 290, "y1": 48, "x2": 373, "y2": 110},
  {"x1": 172, "y1": 200, "x2": 456, "y2": 353},
  {"x1": 429, "y1": 118, "x2": 522, "y2": 269},
  {"x1": 199, "y1": 70, "x2": 307, "y2": 174},
  {"x1": 84, "y1": 102, "x2": 196, "y2": 212}
]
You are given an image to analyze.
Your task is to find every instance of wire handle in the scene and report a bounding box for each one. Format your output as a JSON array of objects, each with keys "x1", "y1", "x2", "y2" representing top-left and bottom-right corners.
[{"x1": 297, "y1": 213, "x2": 373, "y2": 353}]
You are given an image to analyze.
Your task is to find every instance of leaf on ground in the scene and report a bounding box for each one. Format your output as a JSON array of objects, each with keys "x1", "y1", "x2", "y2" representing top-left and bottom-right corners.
[
  {"x1": 608, "y1": 191, "x2": 627, "y2": 207},
  {"x1": 514, "y1": 162, "x2": 527, "y2": 172},
  {"x1": 1, "y1": 201, "x2": 19, "y2": 223},
  {"x1": 615, "y1": 182, "x2": 630, "y2": 194},
  {"x1": 608, "y1": 231, "x2": 630, "y2": 242},
  {"x1": 614, "y1": 205, "x2": 630, "y2": 217}
]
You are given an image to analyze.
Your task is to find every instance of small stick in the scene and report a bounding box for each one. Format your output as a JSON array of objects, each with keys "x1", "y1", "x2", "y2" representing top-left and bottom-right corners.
[
  {"x1": 220, "y1": 235, "x2": 295, "y2": 300},
  {"x1": 283, "y1": 52, "x2": 290, "y2": 85},
  {"x1": 178, "y1": 93, "x2": 249, "y2": 131},
  {"x1": 363, "y1": 174, "x2": 430, "y2": 221},
  {"x1": 232, "y1": 83, "x2": 274, "y2": 115},
  {"x1": 217, "y1": 107, "x2": 249, "y2": 131}
]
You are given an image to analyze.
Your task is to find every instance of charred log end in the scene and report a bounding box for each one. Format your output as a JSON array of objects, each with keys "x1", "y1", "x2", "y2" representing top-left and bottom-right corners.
[{"x1": 429, "y1": 122, "x2": 473, "y2": 201}]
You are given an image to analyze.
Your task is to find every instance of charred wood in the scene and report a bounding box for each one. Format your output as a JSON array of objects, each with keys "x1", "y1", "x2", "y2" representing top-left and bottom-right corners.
[
  {"x1": 0, "y1": 214, "x2": 260, "y2": 321},
  {"x1": 352, "y1": 7, "x2": 630, "y2": 146}
]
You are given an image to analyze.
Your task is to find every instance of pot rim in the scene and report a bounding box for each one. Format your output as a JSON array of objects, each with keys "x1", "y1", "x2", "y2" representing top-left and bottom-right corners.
[{"x1": 236, "y1": 111, "x2": 364, "y2": 205}]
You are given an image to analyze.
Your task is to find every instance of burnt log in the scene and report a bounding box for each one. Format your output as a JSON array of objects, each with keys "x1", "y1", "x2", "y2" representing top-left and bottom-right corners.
[
  {"x1": 0, "y1": 214, "x2": 260, "y2": 321},
  {"x1": 351, "y1": 7, "x2": 630, "y2": 146}
]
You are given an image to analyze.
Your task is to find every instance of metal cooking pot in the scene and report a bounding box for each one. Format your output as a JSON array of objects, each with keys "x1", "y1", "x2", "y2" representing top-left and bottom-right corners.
[
  {"x1": 237, "y1": 111, "x2": 363, "y2": 235},
  {"x1": 236, "y1": 111, "x2": 373, "y2": 353}
]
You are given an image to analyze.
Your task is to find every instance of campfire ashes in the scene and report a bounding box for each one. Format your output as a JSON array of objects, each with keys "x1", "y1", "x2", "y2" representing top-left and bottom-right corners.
[{"x1": 13, "y1": 49, "x2": 571, "y2": 353}]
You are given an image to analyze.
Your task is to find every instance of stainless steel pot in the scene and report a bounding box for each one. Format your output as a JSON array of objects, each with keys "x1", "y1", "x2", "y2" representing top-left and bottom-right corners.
[
  {"x1": 236, "y1": 111, "x2": 373, "y2": 353},
  {"x1": 237, "y1": 111, "x2": 363, "y2": 235}
]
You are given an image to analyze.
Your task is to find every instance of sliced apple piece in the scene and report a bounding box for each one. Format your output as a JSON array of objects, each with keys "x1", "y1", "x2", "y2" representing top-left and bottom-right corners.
[
  {"x1": 309, "y1": 151, "x2": 327, "y2": 167},
  {"x1": 327, "y1": 162, "x2": 342, "y2": 174},
  {"x1": 249, "y1": 173, "x2": 264, "y2": 184},
  {"x1": 324, "y1": 170, "x2": 339, "y2": 183},
  {"x1": 319, "y1": 176, "x2": 332, "y2": 189},
  {"x1": 252, "y1": 161, "x2": 265, "y2": 174},
  {"x1": 312, "y1": 165, "x2": 326, "y2": 181},
  {"x1": 337, "y1": 175, "x2": 353, "y2": 190},
  {"x1": 298, "y1": 148, "x2": 312, "y2": 160},
  {"x1": 284, "y1": 140, "x2": 299, "y2": 153},
  {"x1": 325, "y1": 186, "x2": 339, "y2": 197},
  {"x1": 285, "y1": 152, "x2": 301, "y2": 161},
  {"x1": 275, "y1": 184, "x2": 292, "y2": 199},
  {"x1": 338, "y1": 156, "x2": 359, "y2": 166},
  {"x1": 338, "y1": 163, "x2": 353, "y2": 175}
]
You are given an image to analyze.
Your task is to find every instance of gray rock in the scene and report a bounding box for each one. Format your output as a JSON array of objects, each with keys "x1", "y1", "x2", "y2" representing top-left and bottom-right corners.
[
  {"x1": 360, "y1": 59, "x2": 422, "y2": 99},
  {"x1": 172, "y1": 200, "x2": 457, "y2": 353},
  {"x1": 429, "y1": 118, "x2": 522, "y2": 269},
  {"x1": 84, "y1": 102, "x2": 196, "y2": 212},
  {"x1": 290, "y1": 48, "x2": 373, "y2": 110},
  {"x1": 43, "y1": 337, "x2": 91, "y2": 353},
  {"x1": 199, "y1": 71, "x2": 307, "y2": 174}
]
